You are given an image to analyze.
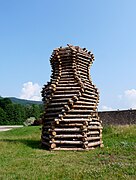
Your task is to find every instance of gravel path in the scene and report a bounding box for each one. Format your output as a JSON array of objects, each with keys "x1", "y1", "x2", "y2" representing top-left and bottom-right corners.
[{"x1": 0, "y1": 125, "x2": 23, "y2": 132}]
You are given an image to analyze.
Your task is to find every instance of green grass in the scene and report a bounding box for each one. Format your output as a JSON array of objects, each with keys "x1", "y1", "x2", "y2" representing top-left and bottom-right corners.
[{"x1": 0, "y1": 125, "x2": 135, "y2": 180}]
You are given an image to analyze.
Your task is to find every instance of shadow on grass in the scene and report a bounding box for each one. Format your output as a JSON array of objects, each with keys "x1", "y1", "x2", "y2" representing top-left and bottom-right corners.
[{"x1": 0, "y1": 138, "x2": 44, "y2": 149}]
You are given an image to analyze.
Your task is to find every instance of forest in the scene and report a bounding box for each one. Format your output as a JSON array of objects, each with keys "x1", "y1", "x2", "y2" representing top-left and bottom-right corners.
[{"x1": 0, "y1": 97, "x2": 43, "y2": 125}]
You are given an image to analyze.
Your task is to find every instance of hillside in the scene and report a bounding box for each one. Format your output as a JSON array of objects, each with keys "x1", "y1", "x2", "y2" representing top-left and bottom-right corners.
[{"x1": 9, "y1": 97, "x2": 42, "y2": 105}]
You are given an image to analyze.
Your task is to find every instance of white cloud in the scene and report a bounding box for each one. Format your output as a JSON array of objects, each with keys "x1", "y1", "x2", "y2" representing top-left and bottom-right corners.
[
  {"x1": 20, "y1": 82, "x2": 42, "y2": 101},
  {"x1": 124, "y1": 89, "x2": 136, "y2": 108},
  {"x1": 100, "y1": 105, "x2": 113, "y2": 111},
  {"x1": 99, "y1": 89, "x2": 136, "y2": 111}
]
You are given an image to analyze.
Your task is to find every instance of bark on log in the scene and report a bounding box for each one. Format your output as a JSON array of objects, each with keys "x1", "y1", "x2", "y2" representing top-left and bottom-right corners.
[
  {"x1": 49, "y1": 128, "x2": 81, "y2": 132},
  {"x1": 62, "y1": 118, "x2": 89, "y2": 122},
  {"x1": 87, "y1": 131, "x2": 99, "y2": 135},
  {"x1": 50, "y1": 140, "x2": 83, "y2": 144},
  {"x1": 54, "y1": 134, "x2": 83, "y2": 138},
  {"x1": 88, "y1": 141, "x2": 101, "y2": 147},
  {"x1": 87, "y1": 136, "x2": 100, "y2": 141}
]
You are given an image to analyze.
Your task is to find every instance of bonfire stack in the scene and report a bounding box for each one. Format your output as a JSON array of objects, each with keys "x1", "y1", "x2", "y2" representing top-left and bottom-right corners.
[{"x1": 41, "y1": 45, "x2": 103, "y2": 150}]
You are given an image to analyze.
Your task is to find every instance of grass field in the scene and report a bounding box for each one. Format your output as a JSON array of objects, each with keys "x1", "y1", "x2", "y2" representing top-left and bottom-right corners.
[{"x1": 0, "y1": 125, "x2": 135, "y2": 180}]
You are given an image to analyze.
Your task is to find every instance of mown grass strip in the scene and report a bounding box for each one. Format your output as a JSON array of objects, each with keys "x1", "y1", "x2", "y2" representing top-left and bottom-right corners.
[{"x1": 0, "y1": 125, "x2": 135, "y2": 180}]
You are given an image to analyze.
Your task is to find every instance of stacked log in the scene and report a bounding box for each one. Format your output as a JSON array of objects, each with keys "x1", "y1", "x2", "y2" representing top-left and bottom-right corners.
[{"x1": 41, "y1": 44, "x2": 103, "y2": 150}]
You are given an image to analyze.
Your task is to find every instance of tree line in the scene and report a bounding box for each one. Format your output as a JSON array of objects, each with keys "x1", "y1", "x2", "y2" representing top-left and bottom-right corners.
[{"x1": 0, "y1": 97, "x2": 43, "y2": 125}]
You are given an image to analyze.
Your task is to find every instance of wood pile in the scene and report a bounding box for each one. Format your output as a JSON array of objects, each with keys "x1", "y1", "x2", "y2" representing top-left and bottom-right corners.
[{"x1": 41, "y1": 44, "x2": 103, "y2": 150}]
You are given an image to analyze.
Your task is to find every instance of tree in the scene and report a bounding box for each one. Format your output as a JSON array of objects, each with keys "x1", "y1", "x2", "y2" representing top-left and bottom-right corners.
[
  {"x1": 31, "y1": 104, "x2": 41, "y2": 119},
  {"x1": 24, "y1": 104, "x2": 42, "y2": 119},
  {"x1": 0, "y1": 98, "x2": 12, "y2": 110},
  {"x1": 12, "y1": 104, "x2": 26, "y2": 124},
  {"x1": 5, "y1": 104, "x2": 26, "y2": 125},
  {"x1": 0, "y1": 98, "x2": 44, "y2": 125},
  {"x1": 0, "y1": 107, "x2": 7, "y2": 125},
  {"x1": 5, "y1": 104, "x2": 15, "y2": 124}
]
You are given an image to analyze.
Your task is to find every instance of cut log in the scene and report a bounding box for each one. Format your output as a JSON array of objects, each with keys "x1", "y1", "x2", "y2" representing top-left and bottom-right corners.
[
  {"x1": 58, "y1": 123, "x2": 83, "y2": 127},
  {"x1": 87, "y1": 136, "x2": 100, "y2": 141},
  {"x1": 79, "y1": 96, "x2": 97, "y2": 102},
  {"x1": 82, "y1": 93, "x2": 98, "y2": 99},
  {"x1": 72, "y1": 105, "x2": 96, "y2": 109},
  {"x1": 54, "y1": 134, "x2": 83, "y2": 138},
  {"x1": 70, "y1": 109, "x2": 94, "y2": 113},
  {"x1": 62, "y1": 118, "x2": 89, "y2": 122},
  {"x1": 54, "y1": 90, "x2": 80, "y2": 94},
  {"x1": 50, "y1": 140, "x2": 83, "y2": 144},
  {"x1": 75, "y1": 101, "x2": 96, "y2": 105},
  {"x1": 87, "y1": 131, "x2": 99, "y2": 135},
  {"x1": 49, "y1": 128, "x2": 81, "y2": 132},
  {"x1": 89, "y1": 121, "x2": 101, "y2": 125},
  {"x1": 56, "y1": 86, "x2": 80, "y2": 90},
  {"x1": 51, "y1": 97, "x2": 70, "y2": 102},
  {"x1": 64, "y1": 114, "x2": 90, "y2": 118},
  {"x1": 53, "y1": 94, "x2": 77, "y2": 98},
  {"x1": 88, "y1": 141, "x2": 101, "y2": 147},
  {"x1": 50, "y1": 143, "x2": 56, "y2": 149},
  {"x1": 88, "y1": 126, "x2": 103, "y2": 130}
]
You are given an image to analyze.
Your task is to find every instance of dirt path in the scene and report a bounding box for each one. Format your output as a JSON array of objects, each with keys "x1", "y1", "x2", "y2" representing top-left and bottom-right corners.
[{"x1": 0, "y1": 125, "x2": 23, "y2": 132}]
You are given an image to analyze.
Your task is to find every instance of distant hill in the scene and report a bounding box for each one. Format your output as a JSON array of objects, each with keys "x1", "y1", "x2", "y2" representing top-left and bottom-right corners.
[{"x1": 9, "y1": 97, "x2": 42, "y2": 105}]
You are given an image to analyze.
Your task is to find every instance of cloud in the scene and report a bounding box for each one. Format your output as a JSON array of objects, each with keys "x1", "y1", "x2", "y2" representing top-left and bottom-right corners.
[
  {"x1": 20, "y1": 82, "x2": 42, "y2": 101},
  {"x1": 99, "y1": 89, "x2": 136, "y2": 111},
  {"x1": 100, "y1": 105, "x2": 113, "y2": 111},
  {"x1": 124, "y1": 89, "x2": 136, "y2": 108}
]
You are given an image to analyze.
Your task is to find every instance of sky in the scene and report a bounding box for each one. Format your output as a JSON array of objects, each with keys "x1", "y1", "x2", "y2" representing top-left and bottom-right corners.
[{"x1": 0, "y1": 0, "x2": 136, "y2": 111}]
